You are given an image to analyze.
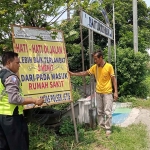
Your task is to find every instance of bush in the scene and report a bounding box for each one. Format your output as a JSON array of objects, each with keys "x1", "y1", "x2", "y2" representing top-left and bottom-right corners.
[
  {"x1": 112, "y1": 48, "x2": 149, "y2": 98},
  {"x1": 118, "y1": 95, "x2": 137, "y2": 103},
  {"x1": 59, "y1": 117, "x2": 84, "y2": 140},
  {"x1": 144, "y1": 75, "x2": 150, "y2": 97},
  {"x1": 59, "y1": 117, "x2": 75, "y2": 135},
  {"x1": 28, "y1": 123, "x2": 56, "y2": 150},
  {"x1": 71, "y1": 76, "x2": 90, "y2": 87}
]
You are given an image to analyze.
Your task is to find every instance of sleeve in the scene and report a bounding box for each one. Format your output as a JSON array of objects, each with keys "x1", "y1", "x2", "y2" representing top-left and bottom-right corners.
[
  {"x1": 4, "y1": 75, "x2": 24, "y2": 104},
  {"x1": 109, "y1": 64, "x2": 115, "y2": 77},
  {"x1": 87, "y1": 64, "x2": 96, "y2": 75}
]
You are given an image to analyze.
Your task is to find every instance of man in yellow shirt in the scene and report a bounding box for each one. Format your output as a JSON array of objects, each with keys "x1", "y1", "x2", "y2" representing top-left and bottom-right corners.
[{"x1": 69, "y1": 50, "x2": 118, "y2": 135}]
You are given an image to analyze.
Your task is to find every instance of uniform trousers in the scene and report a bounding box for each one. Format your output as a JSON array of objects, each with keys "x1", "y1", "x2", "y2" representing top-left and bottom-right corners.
[{"x1": 0, "y1": 114, "x2": 29, "y2": 150}]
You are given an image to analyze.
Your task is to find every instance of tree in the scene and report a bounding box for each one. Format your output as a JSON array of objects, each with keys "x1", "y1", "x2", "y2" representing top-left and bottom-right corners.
[
  {"x1": 0, "y1": 0, "x2": 71, "y2": 52},
  {"x1": 1, "y1": 0, "x2": 150, "y2": 98},
  {"x1": 114, "y1": 47, "x2": 149, "y2": 98}
]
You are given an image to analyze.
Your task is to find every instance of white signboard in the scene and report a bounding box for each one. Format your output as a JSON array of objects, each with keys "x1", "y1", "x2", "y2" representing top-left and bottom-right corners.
[
  {"x1": 81, "y1": 11, "x2": 113, "y2": 40},
  {"x1": 12, "y1": 26, "x2": 63, "y2": 42},
  {"x1": 12, "y1": 25, "x2": 72, "y2": 109}
]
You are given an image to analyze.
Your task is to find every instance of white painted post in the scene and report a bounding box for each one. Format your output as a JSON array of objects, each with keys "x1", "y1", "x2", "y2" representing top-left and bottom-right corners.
[{"x1": 133, "y1": 0, "x2": 138, "y2": 53}]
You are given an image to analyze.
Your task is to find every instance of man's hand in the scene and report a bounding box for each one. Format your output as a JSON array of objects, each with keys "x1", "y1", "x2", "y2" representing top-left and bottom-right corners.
[
  {"x1": 68, "y1": 70, "x2": 89, "y2": 76},
  {"x1": 34, "y1": 98, "x2": 44, "y2": 106},
  {"x1": 68, "y1": 71, "x2": 74, "y2": 76},
  {"x1": 113, "y1": 92, "x2": 118, "y2": 101}
]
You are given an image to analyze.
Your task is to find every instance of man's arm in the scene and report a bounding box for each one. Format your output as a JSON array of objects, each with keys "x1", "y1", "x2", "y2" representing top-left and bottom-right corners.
[
  {"x1": 22, "y1": 97, "x2": 43, "y2": 106},
  {"x1": 68, "y1": 71, "x2": 89, "y2": 76},
  {"x1": 111, "y1": 76, "x2": 118, "y2": 101},
  {"x1": 5, "y1": 75, "x2": 44, "y2": 106}
]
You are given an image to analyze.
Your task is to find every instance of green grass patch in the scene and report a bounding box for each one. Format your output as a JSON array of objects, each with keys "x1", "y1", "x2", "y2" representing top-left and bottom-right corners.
[
  {"x1": 132, "y1": 99, "x2": 150, "y2": 108},
  {"x1": 106, "y1": 124, "x2": 148, "y2": 150},
  {"x1": 29, "y1": 123, "x2": 149, "y2": 150},
  {"x1": 118, "y1": 96, "x2": 150, "y2": 108}
]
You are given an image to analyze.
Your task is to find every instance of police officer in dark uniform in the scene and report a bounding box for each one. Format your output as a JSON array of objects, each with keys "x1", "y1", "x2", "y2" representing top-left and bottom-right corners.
[{"x1": 0, "y1": 51, "x2": 44, "y2": 150}]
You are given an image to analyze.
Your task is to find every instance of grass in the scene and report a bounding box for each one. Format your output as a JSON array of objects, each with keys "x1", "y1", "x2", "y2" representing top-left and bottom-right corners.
[
  {"x1": 29, "y1": 123, "x2": 149, "y2": 150},
  {"x1": 29, "y1": 100, "x2": 150, "y2": 150},
  {"x1": 69, "y1": 124, "x2": 148, "y2": 150},
  {"x1": 132, "y1": 99, "x2": 150, "y2": 108},
  {"x1": 107, "y1": 124, "x2": 148, "y2": 150},
  {"x1": 118, "y1": 96, "x2": 150, "y2": 108}
]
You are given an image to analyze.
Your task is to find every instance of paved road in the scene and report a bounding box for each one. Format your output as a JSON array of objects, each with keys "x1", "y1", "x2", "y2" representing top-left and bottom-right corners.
[
  {"x1": 112, "y1": 105, "x2": 150, "y2": 149},
  {"x1": 134, "y1": 109, "x2": 150, "y2": 135},
  {"x1": 113, "y1": 106, "x2": 150, "y2": 133}
]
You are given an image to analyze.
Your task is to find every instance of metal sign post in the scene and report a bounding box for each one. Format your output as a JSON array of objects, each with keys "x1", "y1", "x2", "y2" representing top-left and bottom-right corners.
[
  {"x1": 80, "y1": 10, "x2": 86, "y2": 98},
  {"x1": 88, "y1": 29, "x2": 95, "y2": 108},
  {"x1": 80, "y1": 7, "x2": 113, "y2": 128},
  {"x1": 89, "y1": 29, "x2": 97, "y2": 129}
]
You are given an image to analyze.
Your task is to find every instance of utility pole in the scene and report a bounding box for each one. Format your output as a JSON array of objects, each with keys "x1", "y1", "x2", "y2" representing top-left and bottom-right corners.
[
  {"x1": 113, "y1": 0, "x2": 117, "y2": 78},
  {"x1": 133, "y1": 0, "x2": 138, "y2": 53},
  {"x1": 67, "y1": 0, "x2": 70, "y2": 20}
]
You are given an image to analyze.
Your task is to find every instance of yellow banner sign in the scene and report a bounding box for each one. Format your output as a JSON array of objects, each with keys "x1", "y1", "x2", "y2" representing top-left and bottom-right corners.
[{"x1": 12, "y1": 25, "x2": 72, "y2": 109}]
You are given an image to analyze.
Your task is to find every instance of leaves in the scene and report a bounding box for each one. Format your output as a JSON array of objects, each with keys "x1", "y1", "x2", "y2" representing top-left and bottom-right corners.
[
  {"x1": 0, "y1": 0, "x2": 68, "y2": 52},
  {"x1": 114, "y1": 47, "x2": 149, "y2": 97}
]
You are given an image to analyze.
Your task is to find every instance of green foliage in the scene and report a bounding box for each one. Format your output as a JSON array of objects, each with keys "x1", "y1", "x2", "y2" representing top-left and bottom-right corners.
[
  {"x1": 106, "y1": 124, "x2": 148, "y2": 150},
  {"x1": 1, "y1": 0, "x2": 150, "y2": 101},
  {"x1": 109, "y1": 0, "x2": 150, "y2": 51},
  {"x1": 65, "y1": 0, "x2": 150, "y2": 100},
  {"x1": 118, "y1": 95, "x2": 150, "y2": 108},
  {"x1": 59, "y1": 117, "x2": 75, "y2": 135},
  {"x1": 115, "y1": 47, "x2": 149, "y2": 98},
  {"x1": 145, "y1": 76, "x2": 150, "y2": 97},
  {"x1": 0, "y1": 0, "x2": 70, "y2": 52},
  {"x1": 28, "y1": 120, "x2": 149, "y2": 150},
  {"x1": 132, "y1": 99, "x2": 150, "y2": 108},
  {"x1": 28, "y1": 123, "x2": 56, "y2": 150},
  {"x1": 59, "y1": 116, "x2": 85, "y2": 142},
  {"x1": 118, "y1": 95, "x2": 137, "y2": 103},
  {"x1": 72, "y1": 89, "x2": 81, "y2": 101},
  {"x1": 71, "y1": 76, "x2": 90, "y2": 86}
]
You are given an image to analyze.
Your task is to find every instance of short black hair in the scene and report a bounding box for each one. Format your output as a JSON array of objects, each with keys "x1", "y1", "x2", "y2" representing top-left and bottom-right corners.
[
  {"x1": 92, "y1": 50, "x2": 103, "y2": 58},
  {"x1": 2, "y1": 51, "x2": 18, "y2": 66}
]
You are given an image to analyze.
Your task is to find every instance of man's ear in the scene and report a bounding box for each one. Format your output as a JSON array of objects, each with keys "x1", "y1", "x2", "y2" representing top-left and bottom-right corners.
[{"x1": 6, "y1": 60, "x2": 11, "y2": 65}]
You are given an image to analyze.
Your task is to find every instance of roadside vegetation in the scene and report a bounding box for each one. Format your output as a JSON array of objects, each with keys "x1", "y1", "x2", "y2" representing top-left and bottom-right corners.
[
  {"x1": 1, "y1": 0, "x2": 150, "y2": 149},
  {"x1": 28, "y1": 74, "x2": 150, "y2": 150},
  {"x1": 29, "y1": 110, "x2": 149, "y2": 150},
  {"x1": 29, "y1": 84, "x2": 150, "y2": 150}
]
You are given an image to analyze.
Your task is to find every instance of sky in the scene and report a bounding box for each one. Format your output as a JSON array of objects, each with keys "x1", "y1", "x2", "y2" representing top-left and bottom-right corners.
[
  {"x1": 144, "y1": 0, "x2": 150, "y2": 7},
  {"x1": 50, "y1": 0, "x2": 150, "y2": 23}
]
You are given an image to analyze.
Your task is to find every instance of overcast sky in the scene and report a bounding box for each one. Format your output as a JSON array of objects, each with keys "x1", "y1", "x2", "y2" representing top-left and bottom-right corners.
[
  {"x1": 49, "y1": 0, "x2": 150, "y2": 22},
  {"x1": 144, "y1": 0, "x2": 150, "y2": 7}
]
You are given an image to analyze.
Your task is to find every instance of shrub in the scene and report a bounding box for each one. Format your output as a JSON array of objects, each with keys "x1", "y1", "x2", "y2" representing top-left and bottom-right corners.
[
  {"x1": 28, "y1": 123, "x2": 56, "y2": 150},
  {"x1": 118, "y1": 95, "x2": 137, "y2": 103}
]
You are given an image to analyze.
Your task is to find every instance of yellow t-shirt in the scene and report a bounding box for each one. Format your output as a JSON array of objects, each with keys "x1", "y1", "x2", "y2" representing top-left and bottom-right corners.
[{"x1": 88, "y1": 63, "x2": 115, "y2": 94}]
